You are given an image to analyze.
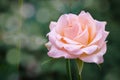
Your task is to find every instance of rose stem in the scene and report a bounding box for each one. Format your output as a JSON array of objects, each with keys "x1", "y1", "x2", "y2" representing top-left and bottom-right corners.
[
  {"x1": 17, "y1": 0, "x2": 23, "y2": 69},
  {"x1": 66, "y1": 59, "x2": 72, "y2": 80}
]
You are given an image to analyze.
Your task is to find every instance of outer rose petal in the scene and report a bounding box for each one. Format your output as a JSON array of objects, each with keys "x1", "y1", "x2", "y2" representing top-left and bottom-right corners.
[
  {"x1": 88, "y1": 30, "x2": 102, "y2": 46},
  {"x1": 49, "y1": 21, "x2": 57, "y2": 31},
  {"x1": 56, "y1": 14, "x2": 68, "y2": 35},
  {"x1": 97, "y1": 31, "x2": 109, "y2": 48},
  {"x1": 95, "y1": 21, "x2": 109, "y2": 43},
  {"x1": 48, "y1": 46, "x2": 76, "y2": 58},
  {"x1": 82, "y1": 45, "x2": 98, "y2": 54},
  {"x1": 55, "y1": 40, "x2": 83, "y2": 51},
  {"x1": 55, "y1": 40, "x2": 84, "y2": 56},
  {"x1": 48, "y1": 29, "x2": 58, "y2": 47},
  {"x1": 57, "y1": 14, "x2": 68, "y2": 27},
  {"x1": 95, "y1": 20, "x2": 106, "y2": 31},
  {"x1": 69, "y1": 45, "x2": 98, "y2": 56},
  {"x1": 80, "y1": 43, "x2": 107, "y2": 64},
  {"x1": 67, "y1": 14, "x2": 79, "y2": 26},
  {"x1": 89, "y1": 21, "x2": 109, "y2": 47}
]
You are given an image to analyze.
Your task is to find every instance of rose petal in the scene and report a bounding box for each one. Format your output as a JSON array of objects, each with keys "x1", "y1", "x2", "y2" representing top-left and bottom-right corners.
[
  {"x1": 67, "y1": 14, "x2": 82, "y2": 33},
  {"x1": 49, "y1": 21, "x2": 57, "y2": 30},
  {"x1": 97, "y1": 31, "x2": 109, "y2": 48},
  {"x1": 64, "y1": 24, "x2": 79, "y2": 39},
  {"x1": 82, "y1": 45, "x2": 98, "y2": 54},
  {"x1": 80, "y1": 43, "x2": 106, "y2": 64},
  {"x1": 67, "y1": 14, "x2": 78, "y2": 25},
  {"x1": 87, "y1": 23, "x2": 96, "y2": 41},
  {"x1": 56, "y1": 14, "x2": 68, "y2": 35},
  {"x1": 48, "y1": 29, "x2": 81, "y2": 50},
  {"x1": 88, "y1": 21, "x2": 109, "y2": 46},
  {"x1": 95, "y1": 20, "x2": 107, "y2": 31},
  {"x1": 79, "y1": 11, "x2": 96, "y2": 41},
  {"x1": 88, "y1": 30, "x2": 102, "y2": 46},
  {"x1": 55, "y1": 39, "x2": 83, "y2": 53},
  {"x1": 48, "y1": 29, "x2": 80, "y2": 50},
  {"x1": 69, "y1": 42, "x2": 98, "y2": 56},
  {"x1": 72, "y1": 49, "x2": 83, "y2": 56},
  {"x1": 48, "y1": 46, "x2": 76, "y2": 58},
  {"x1": 79, "y1": 11, "x2": 94, "y2": 21},
  {"x1": 74, "y1": 26, "x2": 89, "y2": 45},
  {"x1": 63, "y1": 37, "x2": 80, "y2": 44},
  {"x1": 64, "y1": 44, "x2": 83, "y2": 52},
  {"x1": 48, "y1": 29, "x2": 58, "y2": 46},
  {"x1": 57, "y1": 14, "x2": 68, "y2": 27}
]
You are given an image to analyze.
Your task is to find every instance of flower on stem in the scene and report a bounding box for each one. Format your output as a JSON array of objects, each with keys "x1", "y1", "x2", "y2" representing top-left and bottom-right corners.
[{"x1": 45, "y1": 11, "x2": 109, "y2": 64}]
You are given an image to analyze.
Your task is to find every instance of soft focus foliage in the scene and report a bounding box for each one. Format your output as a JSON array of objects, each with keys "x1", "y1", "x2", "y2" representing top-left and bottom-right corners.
[{"x1": 0, "y1": 0, "x2": 120, "y2": 80}]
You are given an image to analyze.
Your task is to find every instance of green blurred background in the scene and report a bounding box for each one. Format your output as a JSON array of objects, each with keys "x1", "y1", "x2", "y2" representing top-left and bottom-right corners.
[{"x1": 0, "y1": 0, "x2": 120, "y2": 80}]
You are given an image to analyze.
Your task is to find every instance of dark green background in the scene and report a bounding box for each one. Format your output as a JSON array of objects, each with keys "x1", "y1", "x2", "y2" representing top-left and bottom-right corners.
[{"x1": 0, "y1": 0, "x2": 120, "y2": 80}]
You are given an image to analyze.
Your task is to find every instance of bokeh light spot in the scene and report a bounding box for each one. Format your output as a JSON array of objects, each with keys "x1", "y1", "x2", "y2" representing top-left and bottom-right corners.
[{"x1": 20, "y1": 3, "x2": 35, "y2": 19}]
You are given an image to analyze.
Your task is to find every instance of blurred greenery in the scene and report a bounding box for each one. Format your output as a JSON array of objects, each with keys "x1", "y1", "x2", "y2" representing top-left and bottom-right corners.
[{"x1": 0, "y1": 0, "x2": 120, "y2": 80}]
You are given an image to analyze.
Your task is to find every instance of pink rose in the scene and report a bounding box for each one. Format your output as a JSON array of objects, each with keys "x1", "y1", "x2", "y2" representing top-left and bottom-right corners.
[{"x1": 45, "y1": 11, "x2": 109, "y2": 64}]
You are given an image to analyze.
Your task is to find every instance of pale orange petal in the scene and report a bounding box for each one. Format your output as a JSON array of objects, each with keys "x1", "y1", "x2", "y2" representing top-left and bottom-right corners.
[{"x1": 74, "y1": 27, "x2": 89, "y2": 45}]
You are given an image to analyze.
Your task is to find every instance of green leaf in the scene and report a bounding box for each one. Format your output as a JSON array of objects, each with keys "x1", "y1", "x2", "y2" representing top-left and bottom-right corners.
[{"x1": 41, "y1": 58, "x2": 55, "y2": 66}]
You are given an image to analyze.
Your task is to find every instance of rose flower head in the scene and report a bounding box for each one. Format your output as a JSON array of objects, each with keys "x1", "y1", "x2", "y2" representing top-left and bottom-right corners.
[{"x1": 45, "y1": 11, "x2": 109, "y2": 64}]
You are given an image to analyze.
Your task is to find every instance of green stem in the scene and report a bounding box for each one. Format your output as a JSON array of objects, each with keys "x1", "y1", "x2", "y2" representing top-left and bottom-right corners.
[
  {"x1": 17, "y1": 0, "x2": 23, "y2": 68},
  {"x1": 66, "y1": 59, "x2": 72, "y2": 80},
  {"x1": 80, "y1": 74, "x2": 82, "y2": 80}
]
